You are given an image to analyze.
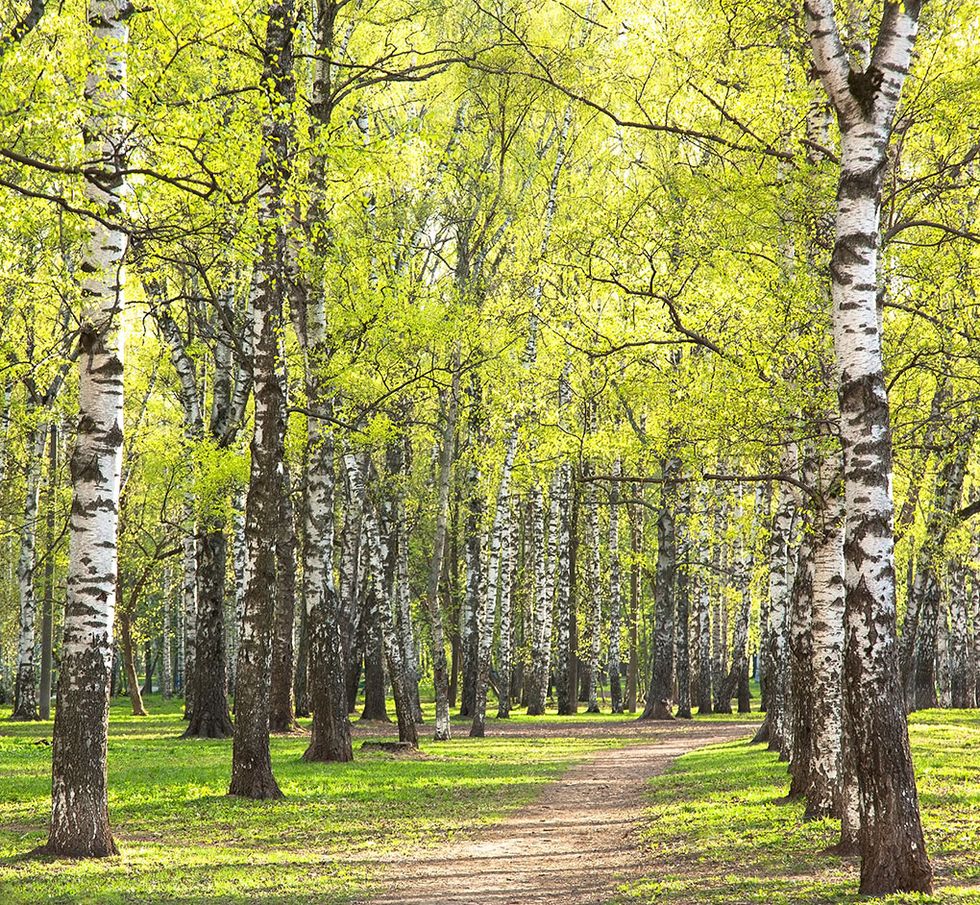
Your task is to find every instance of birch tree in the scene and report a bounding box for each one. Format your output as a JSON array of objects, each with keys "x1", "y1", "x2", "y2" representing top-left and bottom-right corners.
[
  {"x1": 229, "y1": 0, "x2": 297, "y2": 801},
  {"x1": 805, "y1": 0, "x2": 933, "y2": 891},
  {"x1": 43, "y1": 0, "x2": 132, "y2": 857}
]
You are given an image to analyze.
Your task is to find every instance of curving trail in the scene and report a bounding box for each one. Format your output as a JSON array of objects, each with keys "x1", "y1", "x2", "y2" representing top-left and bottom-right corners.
[{"x1": 356, "y1": 721, "x2": 753, "y2": 905}]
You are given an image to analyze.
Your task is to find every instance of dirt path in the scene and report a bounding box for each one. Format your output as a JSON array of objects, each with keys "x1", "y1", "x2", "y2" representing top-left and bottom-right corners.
[{"x1": 356, "y1": 721, "x2": 753, "y2": 905}]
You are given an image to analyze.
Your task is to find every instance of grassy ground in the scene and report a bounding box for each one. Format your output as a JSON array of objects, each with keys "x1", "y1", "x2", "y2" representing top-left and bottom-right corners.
[
  {"x1": 0, "y1": 693, "x2": 640, "y2": 905},
  {"x1": 618, "y1": 709, "x2": 980, "y2": 905}
]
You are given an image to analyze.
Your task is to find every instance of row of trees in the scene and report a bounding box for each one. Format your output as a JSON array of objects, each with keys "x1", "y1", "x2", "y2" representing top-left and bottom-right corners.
[{"x1": 1, "y1": 0, "x2": 978, "y2": 896}]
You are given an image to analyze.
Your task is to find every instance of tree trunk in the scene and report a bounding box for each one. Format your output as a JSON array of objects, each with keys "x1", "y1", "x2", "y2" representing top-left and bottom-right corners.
[
  {"x1": 720, "y1": 485, "x2": 753, "y2": 715},
  {"x1": 949, "y1": 557, "x2": 974, "y2": 708},
  {"x1": 675, "y1": 483, "x2": 692, "y2": 719},
  {"x1": 302, "y1": 404, "x2": 353, "y2": 762},
  {"x1": 184, "y1": 526, "x2": 234, "y2": 738},
  {"x1": 423, "y1": 365, "x2": 459, "y2": 739},
  {"x1": 269, "y1": 465, "x2": 298, "y2": 732},
  {"x1": 460, "y1": 456, "x2": 482, "y2": 719},
  {"x1": 554, "y1": 467, "x2": 576, "y2": 716},
  {"x1": 640, "y1": 458, "x2": 678, "y2": 720},
  {"x1": 44, "y1": 0, "x2": 131, "y2": 841},
  {"x1": 608, "y1": 461, "x2": 624, "y2": 713},
  {"x1": 294, "y1": 594, "x2": 309, "y2": 718},
  {"x1": 766, "y1": 453, "x2": 797, "y2": 749},
  {"x1": 627, "y1": 487, "x2": 641, "y2": 713},
  {"x1": 472, "y1": 432, "x2": 518, "y2": 737},
  {"x1": 695, "y1": 577, "x2": 713, "y2": 715},
  {"x1": 118, "y1": 609, "x2": 147, "y2": 717},
  {"x1": 788, "y1": 507, "x2": 815, "y2": 795},
  {"x1": 972, "y1": 566, "x2": 980, "y2": 708},
  {"x1": 228, "y1": 0, "x2": 296, "y2": 803},
  {"x1": 526, "y1": 486, "x2": 551, "y2": 715},
  {"x1": 711, "y1": 486, "x2": 729, "y2": 712},
  {"x1": 142, "y1": 641, "x2": 154, "y2": 696},
  {"x1": 804, "y1": 454, "x2": 845, "y2": 821},
  {"x1": 162, "y1": 568, "x2": 173, "y2": 700},
  {"x1": 181, "y1": 516, "x2": 198, "y2": 720},
  {"x1": 904, "y1": 427, "x2": 970, "y2": 711},
  {"x1": 12, "y1": 423, "x2": 49, "y2": 721},
  {"x1": 39, "y1": 422, "x2": 59, "y2": 720},
  {"x1": 363, "y1": 502, "x2": 418, "y2": 747},
  {"x1": 582, "y1": 451, "x2": 601, "y2": 715},
  {"x1": 360, "y1": 590, "x2": 390, "y2": 721},
  {"x1": 806, "y1": 1, "x2": 933, "y2": 890},
  {"x1": 496, "y1": 500, "x2": 517, "y2": 718}
]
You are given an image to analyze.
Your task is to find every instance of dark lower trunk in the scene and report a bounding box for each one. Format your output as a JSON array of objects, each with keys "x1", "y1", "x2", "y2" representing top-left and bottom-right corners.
[
  {"x1": 737, "y1": 660, "x2": 751, "y2": 713},
  {"x1": 345, "y1": 641, "x2": 362, "y2": 713},
  {"x1": 269, "y1": 468, "x2": 298, "y2": 732},
  {"x1": 184, "y1": 529, "x2": 234, "y2": 739},
  {"x1": 640, "y1": 464, "x2": 677, "y2": 721},
  {"x1": 910, "y1": 574, "x2": 938, "y2": 711},
  {"x1": 361, "y1": 607, "x2": 390, "y2": 722},
  {"x1": 294, "y1": 597, "x2": 309, "y2": 717},
  {"x1": 142, "y1": 641, "x2": 153, "y2": 695},
  {"x1": 12, "y1": 662, "x2": 39, "y2": 721},
  {"x1": 449, "y1": 632, "x2": 461, "y2": 708},
  {"x1": 44, "y1": 647, "x2": 117, "y2": 857},
  {"x1": 675, "y1": 563, "x2": 691, "y2": 720},
  {"x1": 788, "y1": 531, "x2": 815, "y2": 797},
  {"x1": 304, "y1": 589, "x2": 353, "y2": 762}
]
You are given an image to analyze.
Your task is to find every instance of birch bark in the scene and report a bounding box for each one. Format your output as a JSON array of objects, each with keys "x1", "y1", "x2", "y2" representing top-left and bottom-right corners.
[
  {"x1": 12, "y1": 423, "x2": 50, "y2": 721},
  {"x1": 363, "y1": 501, "x2": 419, "y2": 747},
  {"x1": 471, "y1": 432, "x2": 518, "y2": 737},
  {"x1": 229, "y1": 0, "x2": 296, "y2": 801},
  {"x1": 608, "y1": 460, "x2": 624, "y2": 713},
  {"x1": 805, "y1": 1, "x2": 932, "y2": 889},
  {"x1": 641, "y1": 458, "x2": 678, "y2": 720},
  {"x1": 422, "y1": 365, "x2": 459, "y2": 740},
  {"x1": 45, "y1": 0, "x2": 131, "y2": 857},
  {"x1": 948, "y1": 557, "x2": 974, "y2": 708},
  {"x1": 675, "y1": 482, "x2": 692, "y2": 719},
  {"x1": 805, "y1": 451, "x2": 845, "y2": 820}
]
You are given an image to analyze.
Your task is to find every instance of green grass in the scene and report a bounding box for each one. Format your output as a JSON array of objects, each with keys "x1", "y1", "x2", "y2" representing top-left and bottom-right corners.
[
  {"x1": 0, "y1": 694, "x2": 627, "y2": 905},
  {"x1": 617, "y1": 709, "x2": 980, "y2": 904}
]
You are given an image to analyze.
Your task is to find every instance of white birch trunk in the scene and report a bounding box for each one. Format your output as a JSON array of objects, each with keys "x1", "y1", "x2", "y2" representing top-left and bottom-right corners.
[
  {"x1": 363, "y1": 501, "x2": 418, "y2": 747},
  {"x1": 181, "y1": 506, "x2": 197, "y2": 718},
  {"x1": 471, "y1": 431, "x2": 518, "y2": 737},
  {"x1": 46, "y1": 0, "x2": 131, "y2": 857},
  {"x1": 496, "y1": 501, "x2": 516, "y2": 718},
  {"x1": 584, "y1": 460, "x2": 601, "y2": 713},
  {"x1": 608, "y1": 459, "x2": 624, "y2": 713},
  {"x1": 526, "y1": 486, "x2": 550, "y2": 714},
  {"x1": 766, "y1": 450, "x2": 798, "y2": 748},
  {"x1": 13, "y1": 422, "x2": 50, "y2": 721},
  {"x1": 162, "y1": 567, "x2": 173, "y2": 700},
  {"x1": 806, "y1": 0, "x2": 932, "y2": 891},
  {"x1": 805, "y1": 452, "x2": 845, "y2": 820}
]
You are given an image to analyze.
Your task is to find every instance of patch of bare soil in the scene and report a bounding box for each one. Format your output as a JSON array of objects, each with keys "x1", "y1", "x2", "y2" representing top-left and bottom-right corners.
[{"x1": 353, "y1": 720, "x2": 753, "y2": 905}]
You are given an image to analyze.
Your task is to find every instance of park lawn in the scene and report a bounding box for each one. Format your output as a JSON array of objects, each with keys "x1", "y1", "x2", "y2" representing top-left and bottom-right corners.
[
  {"x1": 620, "y1": 709, "x2": 980, "y2": 904},
  {"x1": 0, "y1": 694, "x2": 627, "y2": 905}
]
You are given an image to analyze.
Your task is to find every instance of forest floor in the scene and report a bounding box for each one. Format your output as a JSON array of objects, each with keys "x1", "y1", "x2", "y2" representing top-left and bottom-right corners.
[
  {"x1": 1, "y1": 698, "x2": 979, "y2": 904},
  {"x1": 359, "y1": 721, "x2": 750, "y2": 905}
]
